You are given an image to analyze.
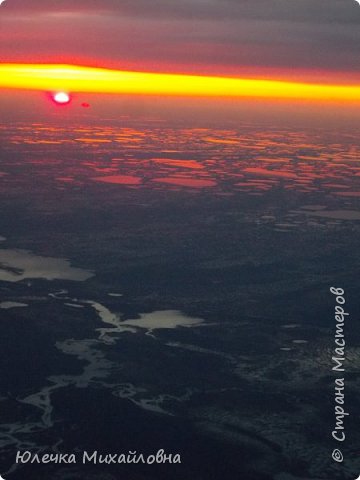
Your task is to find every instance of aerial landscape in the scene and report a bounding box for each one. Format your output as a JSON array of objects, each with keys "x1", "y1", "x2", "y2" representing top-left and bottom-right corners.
[{"x1": 1, "y1": 1, "x2": 360, "y2": 479}]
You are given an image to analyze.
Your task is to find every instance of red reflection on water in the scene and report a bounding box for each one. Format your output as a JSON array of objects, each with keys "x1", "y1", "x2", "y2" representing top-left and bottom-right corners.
[
  {"x1": 152, "y1": 177, "x2": 216, "y2": 188},
  {"x1": 93, "y1": 175, "x2": 142, "y2": 185},
  {"x1": 243, "y1": 167, "x2": 298, "y2": 179},
  {"x1": 152, "y1": 159, "x2": 204, "y2": 169},
  {"x1": 1, "y1": 122, "x2": 360, "y2": 198}
]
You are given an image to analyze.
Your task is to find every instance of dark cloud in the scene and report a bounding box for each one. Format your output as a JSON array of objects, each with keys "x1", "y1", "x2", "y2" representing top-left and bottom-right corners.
[{"x1": 4, "y1": 0, "x2": 360, "y2": 23}]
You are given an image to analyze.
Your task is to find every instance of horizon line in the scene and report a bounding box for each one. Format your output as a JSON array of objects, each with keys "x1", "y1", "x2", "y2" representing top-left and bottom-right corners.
[{"x1": 1, "y1": 63, "x2": 360, "y2": 103}]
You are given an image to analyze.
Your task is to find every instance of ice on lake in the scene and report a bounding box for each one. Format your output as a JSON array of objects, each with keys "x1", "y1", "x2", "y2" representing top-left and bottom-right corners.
[{"x1": 0, "y1": 249, "x2": 94, "y2": 282}]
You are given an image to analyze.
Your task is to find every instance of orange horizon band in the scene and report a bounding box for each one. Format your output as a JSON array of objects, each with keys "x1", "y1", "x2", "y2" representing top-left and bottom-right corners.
[{"x1": 1, "y1": 63, "x2": 360, "y2": 102}]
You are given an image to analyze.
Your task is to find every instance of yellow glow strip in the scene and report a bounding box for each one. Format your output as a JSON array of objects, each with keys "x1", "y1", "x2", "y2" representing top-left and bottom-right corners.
[{"x1": 1, "y1": 64, "x2": 360, "y2": 102}]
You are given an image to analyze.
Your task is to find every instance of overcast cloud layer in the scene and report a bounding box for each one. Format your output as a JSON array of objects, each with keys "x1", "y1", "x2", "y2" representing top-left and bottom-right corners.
[{"x1": 1, "y1": 0, "x2": 359, "y2": 79}]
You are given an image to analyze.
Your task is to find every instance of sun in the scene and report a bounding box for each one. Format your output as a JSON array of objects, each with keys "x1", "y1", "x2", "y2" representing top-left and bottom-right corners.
[{"x1": 52, "y1": 92, "x2": 71, "y2": 105}]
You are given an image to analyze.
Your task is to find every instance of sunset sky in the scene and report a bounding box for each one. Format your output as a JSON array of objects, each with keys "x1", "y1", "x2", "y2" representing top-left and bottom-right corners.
[
  {"x1": 1, "y1": 0, "x2": 360, "y2": 78},
  {"x1": 1, "y1": 0, "x2": 360, "y2": 118}
]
